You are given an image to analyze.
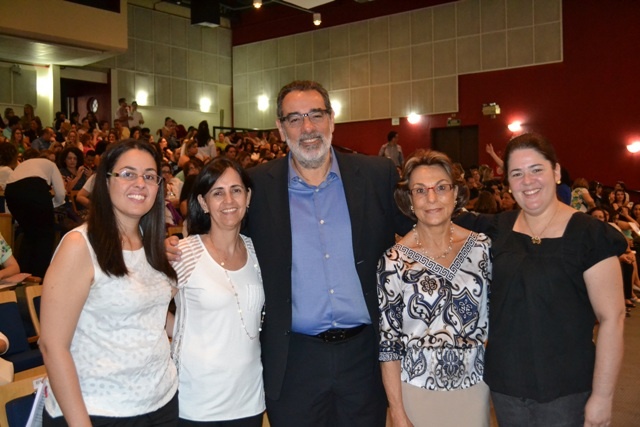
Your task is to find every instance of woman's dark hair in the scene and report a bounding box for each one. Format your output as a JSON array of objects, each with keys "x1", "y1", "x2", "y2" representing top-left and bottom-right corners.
[
  {"x1": 23, "y1": 148, "x2": 40, "y2": 160},
  {"x1": 589, "y1": 180, "x2": 602, "y2": 193},
  {"x1": 195, "y1": 120, "x2": 211, "y2": 148},
  {"x1": 474, "y1": 190, "x2": 498, "y2": 214},
  {"x1": 395, "y1": 149, "x2": 468, "y2": 221},
  {"x1": 601, "y1": 188, "x2": 614, "y2": 208},
  {"x1": 88, "y1": 139, "x2": 177, "y2": 282},
  {"x1": 503, "y1": 132, "x2": 558, "y2": 179},
  {"x1": 57, "y1": 146, "x2": 84, "y2": 170},
  {"x1": 587, "y1": 207, "x2": 606, "y2": 218},
  {"x1": 245, "y1": 140, "x2": 255, "y2": 153},
  {"x1": 187, "y1": 157, "x2": 252, "y2": 235},
  {"x1": 0, "y1": 142, "x2": 18, "y2": 167}
]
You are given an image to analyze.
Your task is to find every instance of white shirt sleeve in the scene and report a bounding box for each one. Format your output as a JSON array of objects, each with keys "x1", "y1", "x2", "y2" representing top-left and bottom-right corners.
[{"x1": 49, "y1": 163, "x2": 67, "y2": 207}]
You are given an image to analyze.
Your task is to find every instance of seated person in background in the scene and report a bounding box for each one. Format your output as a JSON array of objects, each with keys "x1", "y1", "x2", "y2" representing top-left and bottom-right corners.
[
  {"x1": 0, "y1": 231, "x2": 20, "y2": 280},
  {"x1": 570, "y1": 177, "x2": 596, "y2": 212},
  {"x1": 161, "y1": 162, "x2": 182, "y2": 208},
  {"x1": 75, "y1": 174, "x2": 95, "y2": 210},
  {"x1": 58, "y1": 146, "x2": 90, "y2": 192},
  {"x1": 473, "y1": 190, "x2": 499, "y2": 214}
]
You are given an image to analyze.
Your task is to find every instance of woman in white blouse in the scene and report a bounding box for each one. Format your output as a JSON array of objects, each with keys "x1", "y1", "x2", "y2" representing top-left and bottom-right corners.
[
  {"x1": 170, "y1": 157, "x2": 265, "y2": 426},
  {"x1": 378, "y1": 150, "x2": 491, "y2": 427},
  {"x1": 40, "y1": 139, "x2": 179, "y2": 426}
]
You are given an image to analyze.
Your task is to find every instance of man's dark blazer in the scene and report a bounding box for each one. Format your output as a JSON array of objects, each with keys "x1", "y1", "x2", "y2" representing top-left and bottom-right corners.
[{"x1": 245, "y1": 150, "x2": 411, "y2": 400}]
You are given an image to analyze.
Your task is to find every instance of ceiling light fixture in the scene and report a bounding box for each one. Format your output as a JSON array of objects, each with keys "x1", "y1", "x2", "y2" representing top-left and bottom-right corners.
[
  {"x1": 313, "y1": 13, "x2": 321, "y2": 26},
  {"x1": 253, "y1": 0, "x2": 262, "y2": 9}
]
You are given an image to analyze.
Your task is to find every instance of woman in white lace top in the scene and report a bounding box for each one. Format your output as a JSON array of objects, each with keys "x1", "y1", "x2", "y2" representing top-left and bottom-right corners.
[{"x1": 39, "y1": 139, "x2": 179, "y2": 426}]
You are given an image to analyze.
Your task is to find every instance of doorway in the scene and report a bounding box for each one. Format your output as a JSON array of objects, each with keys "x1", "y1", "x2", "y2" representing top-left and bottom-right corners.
[
  {"x1": 60, "y1": 77, "x2": 111, "y2": 126},
  {"x1": 431, "y1": 125, "x2": 479, "y2": 170}
]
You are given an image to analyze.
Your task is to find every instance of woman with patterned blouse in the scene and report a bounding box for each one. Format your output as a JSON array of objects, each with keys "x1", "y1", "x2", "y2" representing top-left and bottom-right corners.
[{"x1": 378, "y1": 150, "x2": 491, "y2": 427}]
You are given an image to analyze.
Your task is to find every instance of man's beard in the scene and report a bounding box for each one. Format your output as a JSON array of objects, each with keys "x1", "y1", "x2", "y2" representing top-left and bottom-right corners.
[{"x1": 285, "y1": 131, "x2": 331, "y2": 170}]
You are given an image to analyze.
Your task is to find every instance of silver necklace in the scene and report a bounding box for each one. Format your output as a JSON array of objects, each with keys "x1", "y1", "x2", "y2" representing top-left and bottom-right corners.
[
  {"x1": 205, "y1": 234, "x2": 265, "y2": 340},
  {"x1": 220, "y1": 260, "x2": 265, "y2": 341},
  {"x1": 413, "y1": 222, "x2": 454, "y2": 260}
]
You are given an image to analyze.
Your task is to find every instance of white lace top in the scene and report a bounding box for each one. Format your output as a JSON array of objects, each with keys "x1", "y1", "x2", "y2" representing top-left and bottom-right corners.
[
  {"x1": 171, "y1": 234, "x2": 265, "y2": 421},
  {"x1": 44, "y1": 224, "x2": 178, "y2": 418}
]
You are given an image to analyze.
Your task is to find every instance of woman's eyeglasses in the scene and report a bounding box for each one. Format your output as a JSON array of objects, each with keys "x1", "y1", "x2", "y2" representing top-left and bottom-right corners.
[
  {"x1": 108, "y1": 169, "x2": 163, "y2": 185},
  {"x1": 409, "y1": 184, "x2": 454, "y2": 197}
]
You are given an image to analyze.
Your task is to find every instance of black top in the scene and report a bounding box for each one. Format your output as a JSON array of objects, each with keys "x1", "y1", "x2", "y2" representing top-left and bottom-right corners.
[{"x1": 457, "y1": 210, "x2": 627, "y2": 402}]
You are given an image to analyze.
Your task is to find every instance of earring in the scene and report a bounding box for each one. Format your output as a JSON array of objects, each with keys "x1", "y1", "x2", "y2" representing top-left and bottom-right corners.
[
  {"x1": 410, "y1": 205, "x2": 414, "y2": 212},
  {"x1": 246, "y1": 204, "x2": 250, "y2": 210},
  {"x1": 508, "y1": 188, "x2": 512, "y2": 193},
  {"x1": 557, "y1": 180, "x2": 561, "y2": 185},
  {"x1": 454, "y1": 200, "x2": 457, "y2": 207},
  {"x1": 202, "y1": 207, "x2": 209, "y2": 214}
]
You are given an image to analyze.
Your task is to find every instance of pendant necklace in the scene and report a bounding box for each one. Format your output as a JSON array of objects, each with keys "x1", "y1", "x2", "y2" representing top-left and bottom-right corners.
[
  {"x1": 521, "y1": 203, "x2": 559, "y2": 244},
  {"x1": 413, "y1": 222, "x2": 454, "y2": 260}
]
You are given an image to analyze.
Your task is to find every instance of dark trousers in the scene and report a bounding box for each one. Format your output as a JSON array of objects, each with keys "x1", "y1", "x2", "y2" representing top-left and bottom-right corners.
[
  {"x1": 265, "y1": 324, "x2": 386, "y2": 427},
  {"x1": 178, "y1": 413, "x2": 263, "y2": 427},
  {"x1": 4, "y1": 177, "x2": 56, "y2": 278},
  {"x1": 491, "y1": 390, "x2": 590, "y2": 427},
  {"x1": 43, "y1": 392, "x2": 179, "y2": 427}
]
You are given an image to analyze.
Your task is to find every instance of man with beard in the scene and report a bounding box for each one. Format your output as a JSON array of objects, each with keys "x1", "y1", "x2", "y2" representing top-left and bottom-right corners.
[{"x1": 244, "y1": 81, "x2": 411, "y2": 426}]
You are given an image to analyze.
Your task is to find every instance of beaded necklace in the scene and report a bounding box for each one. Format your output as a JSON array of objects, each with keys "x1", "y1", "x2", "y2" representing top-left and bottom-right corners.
[
  {"x1": 413, "y1": 222, "x2": 455, "y2": 260},
  {"x1": 220, "y1": 267, "x2": 265, "y2": 340}
]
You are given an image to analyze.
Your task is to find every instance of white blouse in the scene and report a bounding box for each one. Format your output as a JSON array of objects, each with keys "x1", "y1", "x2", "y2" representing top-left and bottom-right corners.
[
  {"x1": 44, "y1": 224, "x2": 178, "y2": 418},
  {"x1": 171, "y1": 234, "x2": 265, "y2": 421}
]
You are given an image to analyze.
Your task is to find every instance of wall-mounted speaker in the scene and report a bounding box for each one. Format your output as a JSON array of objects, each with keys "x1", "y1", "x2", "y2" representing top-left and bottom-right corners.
[{"x1": 191, "y1": 0, "x2": 220, "y2": 27}]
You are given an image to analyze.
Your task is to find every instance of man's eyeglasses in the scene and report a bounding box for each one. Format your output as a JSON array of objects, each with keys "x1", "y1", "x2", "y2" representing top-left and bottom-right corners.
[
  {"x1": 279, "y1": 109, "x2": 330, "y2": 128},
  {"x1": 108, "y1": 169, "x2": 163, "y2": 185},
  {"x1": 409, "y1": 184, "x2": 454, "y2": 197}
]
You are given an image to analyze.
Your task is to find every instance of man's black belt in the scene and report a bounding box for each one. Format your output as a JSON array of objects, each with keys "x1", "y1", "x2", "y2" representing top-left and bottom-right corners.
[{"x1": 313, "y1": 324, "x2": 367, "y2": 343}]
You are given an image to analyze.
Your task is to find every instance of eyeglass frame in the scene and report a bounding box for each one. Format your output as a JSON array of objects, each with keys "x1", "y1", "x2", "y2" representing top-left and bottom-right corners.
[
  {"x1": 278, "y1": 108, "x2": 331, "y2": 128},
  {"x1": 107, "y1": 169, "x2": 163, "y2": 186},
  {"x1": 409, "y1": 183, "x2": 455, "y2": 197}
]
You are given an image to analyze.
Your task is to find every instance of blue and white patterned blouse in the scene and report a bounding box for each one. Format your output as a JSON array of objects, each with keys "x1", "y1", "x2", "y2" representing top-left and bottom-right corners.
[{"x1": 378, "y1": 232, "x2": 491, "y2": 391}]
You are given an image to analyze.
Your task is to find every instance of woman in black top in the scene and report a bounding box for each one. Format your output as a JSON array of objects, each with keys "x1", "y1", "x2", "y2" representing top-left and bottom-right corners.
[{"x1": 458, "y1": 133, "x2": 626, "y2": 427}]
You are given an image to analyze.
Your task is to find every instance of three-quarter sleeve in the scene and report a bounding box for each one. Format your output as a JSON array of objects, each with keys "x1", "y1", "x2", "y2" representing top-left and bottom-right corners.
[{"x1": 377, "y1": 249, "x2": 406, "y2": 362}]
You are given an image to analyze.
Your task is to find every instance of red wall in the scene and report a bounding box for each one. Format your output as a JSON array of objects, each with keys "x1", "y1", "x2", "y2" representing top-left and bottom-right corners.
[{"x1": 235, "y1": 0, "x2": 640, "y2": 190}]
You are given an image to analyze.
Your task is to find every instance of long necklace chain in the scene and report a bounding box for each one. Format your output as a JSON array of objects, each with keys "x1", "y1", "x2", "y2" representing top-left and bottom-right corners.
[
  {"x1": 521, "y1": 203, "x2": 559, "y2": 244},
  {"x1": 205, "y1": 234, "x2": 265, "y2": 340},
  {"x1": 413, "y1": 222, "x2": 454, "y2": 260},
  {"x1": 221, "y1": 267, "x2": 265, "y2": 340}
]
